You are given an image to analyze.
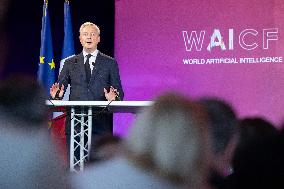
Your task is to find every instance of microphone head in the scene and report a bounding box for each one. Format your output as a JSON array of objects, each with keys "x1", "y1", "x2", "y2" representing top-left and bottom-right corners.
[{"x1": 92, "y1": 62, "x2": 96, "y2": 71}]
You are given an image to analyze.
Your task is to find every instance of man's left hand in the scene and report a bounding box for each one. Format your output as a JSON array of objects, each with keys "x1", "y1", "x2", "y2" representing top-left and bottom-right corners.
[{"x1": 104, "y1": 86, "x2": 119, "y2": 101}]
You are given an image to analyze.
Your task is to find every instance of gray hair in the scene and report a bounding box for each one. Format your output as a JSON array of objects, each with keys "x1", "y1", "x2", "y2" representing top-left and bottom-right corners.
[
  {"x1": 79, "y1": 22, "x2": 100, "y2": 35},
  {"x1": 0, "y1": 128, "x2": 70, "y2": 188},
  {"x1": 125, "y1": 92, "x2": 212, "y2": 187}
]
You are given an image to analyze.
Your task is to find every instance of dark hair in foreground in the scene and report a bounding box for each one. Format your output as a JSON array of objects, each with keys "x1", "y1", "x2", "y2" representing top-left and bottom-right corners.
[
  {"x1": 0, "y1": 75, "x2": 48, "y2": 127},
  {"x1": 199, "y1": 97, "x2": 238, "y2": 154}
]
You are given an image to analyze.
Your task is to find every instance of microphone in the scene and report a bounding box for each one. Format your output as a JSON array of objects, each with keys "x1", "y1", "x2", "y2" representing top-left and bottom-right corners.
[
  {"x1": 92, "y1": 62, "x2": 96, "y2": 72},
  {"x1": 55, "y1": 89, "x2": 61, "y2": 100}
]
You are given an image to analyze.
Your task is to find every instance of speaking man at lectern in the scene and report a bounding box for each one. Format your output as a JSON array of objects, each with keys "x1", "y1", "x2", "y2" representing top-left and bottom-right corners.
[{"x1": 50, "y1": 22, "x2": 124, "y2": 156}]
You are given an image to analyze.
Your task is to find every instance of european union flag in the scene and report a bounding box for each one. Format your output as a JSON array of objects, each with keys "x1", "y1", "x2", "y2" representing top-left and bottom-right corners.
[{"x1": 38, "y1": 0, "x2": 55, "y2": 96}]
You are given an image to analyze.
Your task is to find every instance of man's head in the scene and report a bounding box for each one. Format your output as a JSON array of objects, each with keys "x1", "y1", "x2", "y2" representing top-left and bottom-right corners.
[
  {"x1": 125, "y1": 92, "x2": 212, "y2": 187},
  {"x1": 79, "y1": 22, "x2": 100, "y2": 53},
  {"x1": 199, "y1": 97, "x2": 238, "y2": 175},
  {"x1": 89, "y1": 134, "x2": 122, "y2": 163},
  {"x1": 0, "y1": 74, "x2": 48, "y2": 130}
]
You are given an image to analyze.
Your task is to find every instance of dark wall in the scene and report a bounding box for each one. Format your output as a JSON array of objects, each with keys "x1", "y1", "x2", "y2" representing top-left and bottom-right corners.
[{"x1": 3, "y1": 0, "x2": 114, "y2": 78}]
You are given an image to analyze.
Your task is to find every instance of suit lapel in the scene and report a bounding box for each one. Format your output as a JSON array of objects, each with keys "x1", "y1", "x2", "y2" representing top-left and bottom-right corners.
[
  {"x1": 77, "y1": 52, "x2": 84, "y2": 67},
  {"x1": 76, "y1": 52, "x2": 87, "y2": 83}
]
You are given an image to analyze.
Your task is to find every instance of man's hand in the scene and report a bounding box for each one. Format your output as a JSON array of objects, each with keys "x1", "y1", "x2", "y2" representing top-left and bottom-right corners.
[
  {"x1": 50, "y1": 83, "x2": 64, "y2": 99},
  {"x1": 104, "y1": 86, "x2": 119, "y2": 101}
]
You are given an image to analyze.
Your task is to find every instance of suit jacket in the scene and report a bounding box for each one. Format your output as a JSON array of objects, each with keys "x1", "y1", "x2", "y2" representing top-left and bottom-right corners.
[
  {"x1": 58, "y1": 51, "x2": 124, "y2": 101},
  {"x1": 58, "y1": 51, "x2": 124, "y2": 135}
]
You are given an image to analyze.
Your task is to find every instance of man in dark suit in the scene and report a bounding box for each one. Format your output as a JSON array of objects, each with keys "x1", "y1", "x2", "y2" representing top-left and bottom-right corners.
[{"x1": 50, "y1": 22, "x2": 124, "y2": 159}]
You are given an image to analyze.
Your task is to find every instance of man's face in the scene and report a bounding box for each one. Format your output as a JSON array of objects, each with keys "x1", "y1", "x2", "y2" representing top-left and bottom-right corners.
[{"x1": 79, "y1": 25, "x2": 100, "y2": 53}]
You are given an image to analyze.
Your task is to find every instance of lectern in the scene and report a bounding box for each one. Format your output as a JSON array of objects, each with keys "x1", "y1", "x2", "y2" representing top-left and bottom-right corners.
[{"x1": 46, "y1": 100, "x2": 152, "y2": 172}]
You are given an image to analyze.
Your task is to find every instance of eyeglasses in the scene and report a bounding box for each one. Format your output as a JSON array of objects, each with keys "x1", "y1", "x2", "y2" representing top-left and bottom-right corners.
[{"x1": 81, "y1": 32, "x2": 98, "y2": 37}]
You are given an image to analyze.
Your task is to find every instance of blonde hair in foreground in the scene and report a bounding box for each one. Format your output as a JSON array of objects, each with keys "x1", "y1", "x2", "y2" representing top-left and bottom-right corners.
[{"x1": 125, "y1": 92, "x2": 212, "y2": 187}]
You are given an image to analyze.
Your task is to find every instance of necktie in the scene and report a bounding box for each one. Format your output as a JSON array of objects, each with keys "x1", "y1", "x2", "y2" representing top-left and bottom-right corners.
[{"x1": 85, "y1": 54, "x2": 92, "y2": 83}]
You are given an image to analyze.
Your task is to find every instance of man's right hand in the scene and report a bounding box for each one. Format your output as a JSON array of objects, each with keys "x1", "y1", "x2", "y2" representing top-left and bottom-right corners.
[{"x1": 50, "y1": 83, "x2": 64, "y2": 99}]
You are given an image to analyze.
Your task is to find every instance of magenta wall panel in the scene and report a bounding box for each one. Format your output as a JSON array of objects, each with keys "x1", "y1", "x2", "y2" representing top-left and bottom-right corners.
[{"x1": 114, "y1": 0, "x2": 284, "y2": 135}]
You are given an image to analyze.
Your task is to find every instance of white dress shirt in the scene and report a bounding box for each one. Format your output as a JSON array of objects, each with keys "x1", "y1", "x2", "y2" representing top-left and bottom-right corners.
[{"x1": 83, "y1": 49, "x2": 98, "y2": 73}]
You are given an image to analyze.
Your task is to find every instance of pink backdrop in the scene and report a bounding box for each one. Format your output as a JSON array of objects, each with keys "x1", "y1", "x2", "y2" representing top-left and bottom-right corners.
[{"x1": 114, "y1": 0, "x2": 284, "y2": 135}]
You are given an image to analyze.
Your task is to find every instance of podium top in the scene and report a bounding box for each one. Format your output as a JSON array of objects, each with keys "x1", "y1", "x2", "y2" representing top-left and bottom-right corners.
[{"x1": 46, "y1": 100, "x2": 153, "y2": 113}]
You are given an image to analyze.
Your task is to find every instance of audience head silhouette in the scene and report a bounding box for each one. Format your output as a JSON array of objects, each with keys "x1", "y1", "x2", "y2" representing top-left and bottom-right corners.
[
  {"x1": 125, "y1": 92, "x2": 212, "y2": 187},
  {"x1": 0, "y1": 74, "x2": 48, "y2": 130},
  {"x1": 199, "y1": 97, "x2": 238, "y2": 177},
  {"x1": 0, "y1": 74, "x2": 70, "y2": 188}
]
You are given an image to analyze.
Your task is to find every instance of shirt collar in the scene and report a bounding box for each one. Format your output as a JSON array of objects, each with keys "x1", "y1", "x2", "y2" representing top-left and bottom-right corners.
[{"x1": 83, "y1": 49, "x2": 99, "y2": 58}]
